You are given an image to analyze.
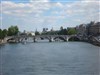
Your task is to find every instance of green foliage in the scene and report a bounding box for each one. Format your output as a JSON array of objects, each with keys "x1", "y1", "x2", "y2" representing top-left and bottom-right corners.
[
  {"x1": 8, "y1": 26, "x2": 19, "y2": 36},
  {"x1": 35, "y1": 31, "x2": 40, "y2": 35},
  {"x1": 0, "y1": 29, "x2": 8, "y2": 39},
  {"x1": 58, "y1": 29, "x2": 67, "y2": 35},
  {"x1": 2, "y1": 29, "x2": 8, "y2": 38},
  {"x1": 0, "y1": 26, "x2": 19, "y2": 39},
  {"x1": 67, "y1": 28, "x2": 77, "y2": 35},
  {"x1": 41, "y1": 31, "x2": 59, "y2": 35},
  {"x1": 0, "y1": 29, "x2": 2, "y2": 39}
]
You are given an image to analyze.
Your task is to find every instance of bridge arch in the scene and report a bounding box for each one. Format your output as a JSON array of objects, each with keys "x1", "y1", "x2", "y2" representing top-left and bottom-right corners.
[
  {"x1": 7, "y1": 38, "x2": 14, "y2": 42},
  {"x1": 54, "y1": 36, "x2": 66, "y2": 42},
  {"x1": 37, "y1": 36, "x2": 52, "y2": 42},
  {"x1": 40, "y1": 36, "x2": 51, "y2": 40},
  {"x1": 68, "y1": 36, "x2": 80, "y2": 41}
]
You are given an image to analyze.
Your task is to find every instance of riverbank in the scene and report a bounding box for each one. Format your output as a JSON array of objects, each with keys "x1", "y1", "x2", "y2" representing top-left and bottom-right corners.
[
  {"x1": 89, "y1": 41, "x2": 100, "y2": 47},
  {"x1": 88, "y1": 36, "x2": 100, "y2": 47}
]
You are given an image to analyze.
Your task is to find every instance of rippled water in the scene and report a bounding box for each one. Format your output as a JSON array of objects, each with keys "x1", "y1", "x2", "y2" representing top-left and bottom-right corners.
[{"x1": 0, "y1": 42, "x2": 100, "y2": 75}]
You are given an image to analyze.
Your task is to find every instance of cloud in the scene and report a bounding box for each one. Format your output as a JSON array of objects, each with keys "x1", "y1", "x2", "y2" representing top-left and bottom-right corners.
[
  {"x1": 0, "y1": 0, "x2": 99, "y2": 31},
  {"x1": 55, "y1": 2, "x2": 63, "y2": 8},
  {"x1": 1, "y1": 1, "x2": 51, "y2": 17},
  {"x1": 30, "y1": 0, "x2": 49, "y2": 2},
  {"x1": 2, "y1": 0, "x2": 99, "y2": 17}
]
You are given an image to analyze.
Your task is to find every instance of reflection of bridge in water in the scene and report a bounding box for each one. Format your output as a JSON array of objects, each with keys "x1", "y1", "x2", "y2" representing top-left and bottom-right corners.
[{"x1": 5, "y1": 35, "x2": 81, "y2": 43}]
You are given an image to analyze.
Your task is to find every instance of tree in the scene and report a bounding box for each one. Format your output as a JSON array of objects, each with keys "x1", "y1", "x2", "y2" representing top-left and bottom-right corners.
[
  {"x1": 0, "y1": 29, "x2": 2, "y2": 39},
  {"x1": 2, "y1": 29, "x2": 8, "y2": 39},
  {"x1": 58, "y1": 28, "x2": 67, "y2": 35},
  {"x1": 60, "y1": 26, "x2": 63, "y2": 30},
  {"x1": 0, "y1": 29, "x2": 8, "y2": 40},
  {"x1": 67, "y1": 28, "x2": 77, "y2": 35},
  {"x1": 14, "y1": 26, "x2": 19, "y2": 35},
  {"x1": 8, "y1": 26, "x2": 19, "y2": 36},
  {"x1": 35, "y1": 31, "x2": 40, "y2": 35}
]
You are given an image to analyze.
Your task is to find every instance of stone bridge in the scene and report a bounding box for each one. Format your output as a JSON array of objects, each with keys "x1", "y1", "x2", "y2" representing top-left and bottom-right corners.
[
  {"x1": 5, "y1": 35, "x2": 81, "y2": 43},
  {"x1": 33, "y1": 35, "x2": 81, "y2": 42}
]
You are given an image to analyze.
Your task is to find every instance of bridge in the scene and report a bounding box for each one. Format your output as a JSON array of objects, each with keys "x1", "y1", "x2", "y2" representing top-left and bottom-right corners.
[
  {"x1": 33, "y1": 35, "x2": 81, "y2": 42},
  {"x1": 5, "y1": 35, "x2": 81, "y2": 43}
]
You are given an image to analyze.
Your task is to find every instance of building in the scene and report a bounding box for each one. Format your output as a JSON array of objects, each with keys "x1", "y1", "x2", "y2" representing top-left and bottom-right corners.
[
  {"x1": 76, "y1": 21, "x2": 100, "y2": 37},
  {"x1": 42, "y1": 28, "x2": 48, "y2": 32},
  {"x1": 87, "y1": 21, "x2": 100, "y2": 36},
  {"x1": 76, "y1": 24, "x2": 87, "y2": 37}
]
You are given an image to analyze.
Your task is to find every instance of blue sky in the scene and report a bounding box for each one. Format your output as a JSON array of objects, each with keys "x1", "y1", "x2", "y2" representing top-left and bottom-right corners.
[{"x1": 0, "y1": 0, "x2": 100, "y2": 31}]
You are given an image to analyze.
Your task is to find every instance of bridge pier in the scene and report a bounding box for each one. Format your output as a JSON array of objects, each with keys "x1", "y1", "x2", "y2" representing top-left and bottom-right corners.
[
  {"x1": 49, "y1": 40, "x2": 52, "y2": 42},
  {"x1": 66, "y1": 37, "x2": 69, "y2": 42},
  {"x1": 49, "y1": 36, "x2": 52, "y2": 42},
  {"x1": 33, "y1": 37, "x2": 36, "y2": 42}
]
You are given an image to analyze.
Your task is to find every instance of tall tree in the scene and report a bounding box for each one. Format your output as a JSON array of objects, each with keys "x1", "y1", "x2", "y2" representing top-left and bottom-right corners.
[
  {"x1": 67, "y1": 28, "x2": 77, "y2": 35},
  {"x1": 2, "y1": 29, "x2": 8, "y2": 39},
  {"x1": 0, "y1": 29, "x2": 2, "y2": 39},
  {"x1": 8, "y1": 26, "x2": 19, "y2": 36},
  {"x1": 60, "y1": 26, "x2": 63, "y2": 30},
  {"x1": 35, "y1": 31, "x2": 40, "y2": 35}
]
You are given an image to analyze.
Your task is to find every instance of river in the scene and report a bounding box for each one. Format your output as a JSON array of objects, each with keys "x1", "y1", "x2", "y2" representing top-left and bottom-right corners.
[{"x1": 0, "y1": 42, "x2": 100, "y2": 75}]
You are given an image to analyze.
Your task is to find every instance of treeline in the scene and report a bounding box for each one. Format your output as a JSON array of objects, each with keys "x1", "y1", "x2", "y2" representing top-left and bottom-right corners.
[
  {"x1": 0, "y1": 25, "x2": 77, "y2": 39},
  {"x1": 0, "y1": 26, "x2": 19, "y2": 40},
  {"x1": 41, "y1": 27, "x2": 77, "y2": 35}
]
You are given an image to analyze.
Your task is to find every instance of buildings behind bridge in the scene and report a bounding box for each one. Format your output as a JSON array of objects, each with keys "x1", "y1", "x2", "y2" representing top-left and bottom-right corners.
[
  {"x1": 17, "y1": 21, "x2": 100, "y2": 38},
  {"x1": 76, "y1": 21, "x2": 100, "y2": 37}
]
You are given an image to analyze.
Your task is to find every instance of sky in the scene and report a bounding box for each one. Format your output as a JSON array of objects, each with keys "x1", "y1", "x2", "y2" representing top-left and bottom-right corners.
[{"x1": 0, "y1": 0, "x2": 100, "y2": 31}]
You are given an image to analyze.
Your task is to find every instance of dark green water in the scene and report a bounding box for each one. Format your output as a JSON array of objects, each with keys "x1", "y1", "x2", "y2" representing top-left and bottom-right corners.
[{"x1": 0, "y1": 42, "x2": 100, "y2": 75}]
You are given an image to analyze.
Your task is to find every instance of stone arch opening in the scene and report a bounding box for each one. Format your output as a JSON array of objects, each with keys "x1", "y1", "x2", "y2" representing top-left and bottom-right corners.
[
  {"x1": 54, "y1": 36, "x2": 66, "y2": 42},
  {"x1": 40, "y1": 37, "x2": 50, "y2": 40},
  {"x1": 7, "y1": 38, "x2": 15, "y2": 42},
  {"x1": 68, "y1": 36, "x2": 80, "y2": 41}
]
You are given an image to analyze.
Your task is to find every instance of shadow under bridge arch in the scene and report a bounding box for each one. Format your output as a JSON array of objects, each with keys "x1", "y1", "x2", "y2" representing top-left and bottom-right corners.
[
  {"x1": 54, "y1": 36, "x2": 67, "y2": 42},
  {"x1": 68, "y1": 36, "x2": 80, "y2": 41}
]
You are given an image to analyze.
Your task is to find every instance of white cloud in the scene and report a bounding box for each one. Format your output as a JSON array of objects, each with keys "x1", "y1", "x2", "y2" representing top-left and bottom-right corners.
[
  {"x1": 30, "y1": 0, "x2": 49, "y2": 2},
  {"x1": 0, "y1": 0, "x2": 99, "y2": 30},
  {"x1": 1, "y1": 1, "x2": 99, "y2": 16},
  {"x1": 1, "y1": 1, "x2": 51, "y2": 17},
  {"x1": 55, "y1": 2, "x2": 63, "y2": 8}
]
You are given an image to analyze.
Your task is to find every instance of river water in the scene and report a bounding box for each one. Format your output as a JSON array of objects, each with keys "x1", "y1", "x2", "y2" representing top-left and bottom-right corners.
[{"x1": 0, "y1": 42, "x2": 100, "y2": 75}]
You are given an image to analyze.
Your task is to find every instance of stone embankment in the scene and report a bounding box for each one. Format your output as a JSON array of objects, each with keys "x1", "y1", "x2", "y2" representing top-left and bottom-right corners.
[{"x1": 88, "y1": 36, "x2": 100, "y2": 47}]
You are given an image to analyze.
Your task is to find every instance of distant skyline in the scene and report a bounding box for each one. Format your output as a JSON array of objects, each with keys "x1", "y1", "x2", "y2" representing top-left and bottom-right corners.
[{"x1": 0, "y1": 0, "x2": 100, "y2": 31}]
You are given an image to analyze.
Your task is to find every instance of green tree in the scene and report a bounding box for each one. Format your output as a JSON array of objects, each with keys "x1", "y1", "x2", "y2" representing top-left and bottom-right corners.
[
  {"x1": 0, "y1": 29, "x2": 7, "y2": 39},
  {"x1": 67, "y1": 28, "x2": 77, "y2": 35},
  {"x1": 0, "y1": 29, "x2": 2, "y2": 39},
  {"x1": 14, "y1": 26, "x2": 19, "y2": 35},
  {"x1": 58, "y1": 28, "x2": 67, "y2": 35},
  {"x1": 8, "y1": 26, "x2": 19, "y2": 36},
  {"x1": 2, "y1": 29, "x2": 8, "y2": 39},
  {"x1": 35, "y1": 31, "x2": 40, "y2": 35}
]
